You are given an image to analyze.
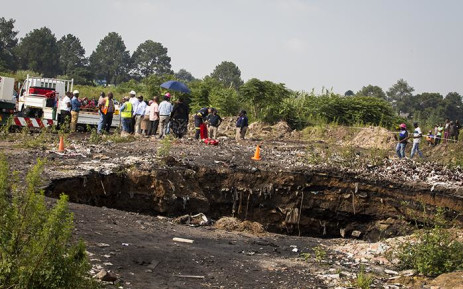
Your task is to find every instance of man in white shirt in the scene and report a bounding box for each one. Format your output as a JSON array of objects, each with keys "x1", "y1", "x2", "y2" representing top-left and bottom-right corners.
[
  {"x1": 59, "y1": 91, "x2": 72, "y2": 128},
  {"x1": 134, "y1": 95, "x2": 146, "y2": 135},
  {"x1": 410, "y1": 122, "x2": 423, "y2": 158},
  {"x1": 157, "y1": 95, "x2": 173, "y2": 138},
  {"x1": 128, "y1": 90, "x2": 138, "y2": 134}
]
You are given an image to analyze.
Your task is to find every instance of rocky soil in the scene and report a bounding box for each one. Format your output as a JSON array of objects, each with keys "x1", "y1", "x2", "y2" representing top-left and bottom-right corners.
[{"x1": 1, "y1": 122, "x2": 463, "y2": 288}]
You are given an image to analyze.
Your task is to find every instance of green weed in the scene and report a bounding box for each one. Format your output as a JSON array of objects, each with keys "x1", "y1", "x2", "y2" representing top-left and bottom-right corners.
[{"x1": 0, "y1": 155, "x2": 99, "y2": 288}]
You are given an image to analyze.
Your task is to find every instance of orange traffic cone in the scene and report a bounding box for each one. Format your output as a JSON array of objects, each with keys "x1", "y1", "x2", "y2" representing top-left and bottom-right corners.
[
  {"x1": 58, "y1": 136, "x2": 65, "y2": 152},
  {"x1": 251, "y1": 145, "x2": 261, "y2": 161}
]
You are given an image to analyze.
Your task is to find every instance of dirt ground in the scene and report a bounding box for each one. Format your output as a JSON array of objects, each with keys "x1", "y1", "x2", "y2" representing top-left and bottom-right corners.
[{"x1": 1, "y1": 121, "x2": 463, "y2": 289}]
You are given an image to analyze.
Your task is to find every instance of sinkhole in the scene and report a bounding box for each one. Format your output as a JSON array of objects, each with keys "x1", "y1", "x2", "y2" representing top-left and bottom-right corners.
[{"x1": 44, "y1": 163, "x2": 463, "y2": 242}]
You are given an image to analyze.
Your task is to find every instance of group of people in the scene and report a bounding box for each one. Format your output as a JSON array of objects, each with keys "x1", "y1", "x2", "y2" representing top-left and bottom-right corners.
[
  {"x1": 58, "y1": 89, "x2": 81, "y2": 132},
  {"x1": 396, "y1": 118, "x2": 461, "y2": 159},
  {"x1": 425, "y1": 119, "x2": 461, "y2": 146},
  {"x1": 116, "y1": 90, "x2": 249, "y2": 141}
]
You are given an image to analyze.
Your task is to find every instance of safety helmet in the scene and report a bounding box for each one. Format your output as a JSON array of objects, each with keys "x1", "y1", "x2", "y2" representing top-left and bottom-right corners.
[
  {"x1": 129, "y1": 90, "x2": 136, "y2": 95},
  {"x1": 399, "y1": 123, "x2": 406, "y2": 129},
  {"x1": 73, "y1": 90, "x2": 79, "y2": 95}
]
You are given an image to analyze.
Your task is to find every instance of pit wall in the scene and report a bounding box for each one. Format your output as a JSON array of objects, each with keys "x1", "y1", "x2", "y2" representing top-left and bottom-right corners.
[{"x1": 45, "y1": 165, "x2": 463, "y2": 240}]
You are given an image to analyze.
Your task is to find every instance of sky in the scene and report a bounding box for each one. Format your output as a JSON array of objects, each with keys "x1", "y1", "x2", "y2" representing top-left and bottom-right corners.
[{"x1": 2, "y1": 0, "x2": 463, "y2": 95}]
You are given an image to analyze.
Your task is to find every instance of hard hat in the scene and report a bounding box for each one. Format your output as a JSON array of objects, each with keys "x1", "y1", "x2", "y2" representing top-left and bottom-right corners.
[
  {"x1": 399, "y1": 123, "x2": 406, "y2": 129},
  {"x1": 130, "y1": 90, "x2": 136, "y2": 95},
  {"x1": 73, "y1": 90, "x2": 79, "y2": 95}
]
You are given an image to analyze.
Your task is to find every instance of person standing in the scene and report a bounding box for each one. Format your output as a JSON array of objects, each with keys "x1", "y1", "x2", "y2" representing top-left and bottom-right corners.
[
  {"x1": 436, "y1": 123, "x2": 444, "y2": 145},
  {"x1": 206, "y1": 108, "x2": 222, "y2": 139},
  {"x1": 120, "y1": 96, "x2": 133, "y2": 135},
  {"x1": 59, "y1": 91, "x2": 72, "y2": 129},
  {"x1": 97, "y1": 92, "x2": 106, "y2": 134},
  {"x1": 149, "y1": 96, "x2": 160, "y2": 137},
  {"x1": 444, "y1": 118, "x2": 450, "y2": 143},
  {"x1": 235, "y1": 110, "x2": 249, "y2": 141},
  {"x1": 396, "y1": 123, "x2": 408, "y2": 158},
  {"x1": 449, "y1": 121, "x2": 456, "y2": 142},
  {"x1": 141, "y1": 100, "x2": 151, "y2": 136},
  {"x1": 101, "y1": 92, "x2": 115, "y2": 133},
  {"x1": 129, "y1": 90, "x2": 138, "y2": 134},
  {"x1": 170, "y1": 97, "x2": 189, "y2": 138},
  {"x1": 70, "y1": 90, "x2": 81, "y2": 132},
  {"x1": 410, "y1": 122, "x2": 423, "y2": 158},
  {"x1": 134, "y1": 95, "x2": 146, "y2": 135},
  {"x1": 194, "y1": 107, "x2": 211, "y2": 140},
  {"x1": 158, "y1": 95, "x2": 173, "y2": 138},
  {"x1": 455, "y1": 120, "x2": 461, "y2": 142}
]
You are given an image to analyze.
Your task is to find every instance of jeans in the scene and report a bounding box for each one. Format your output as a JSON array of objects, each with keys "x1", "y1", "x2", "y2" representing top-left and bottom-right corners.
[
  {"x1": 97, "y1": 111, "x2": 104, "y2": 133},
  {"x1": 122, "y1": 117, "x2": 131, "y2": 133},
  {"x1": 410, "y1": 142, "x2": 423, "y2": 158},
  {"x1": 396, "y1": 142, "x2": 406, "y2": 158}
]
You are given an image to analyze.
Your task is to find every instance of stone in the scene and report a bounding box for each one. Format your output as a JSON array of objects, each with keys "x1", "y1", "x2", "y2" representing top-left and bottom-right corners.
[
  {"x1": 351, "y1": 230, "x2": 362, "y2": 237},
  {"x1": 95, "y1": 269, "x2": 117, "y2": 282}
]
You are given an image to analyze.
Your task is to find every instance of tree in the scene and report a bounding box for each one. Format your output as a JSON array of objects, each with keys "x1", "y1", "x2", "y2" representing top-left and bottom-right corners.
[
  {"x1": 239, "y1": 78, "x2": 290, "y2": 123},
  {"x1": 443, "y1": 92, "x2": 463, "y2": 121},
  {"x1": 175, "y1": 69, "x2": 196, "y2": 82},
  {"x1": 387, "y1": 79, "x2": 415, "y2": 115},
  {"x1": 344, "y1": 90, "x2": 354, "y2": 96},
  {"x1": 357, "y1": 85, "x2": 386, "y2": 99},
  {"x1": 16, "y1": 27, "x2": 60, "y2": 77},
  {"x1": 57, "y1": 34, "x2": 87, "y2": 76},
  {"x1": 210, "y1": 61, "x2": 243, "y2": 90},
  {"x1": 130, "y1": 40, "x2": 172, "y2": 78},
  {"x1": 0, "y1": 17, "x2": 18, "y2": 72},
  {"x1": 89, "y1": 32, "x2": 130, "y2": 85}
]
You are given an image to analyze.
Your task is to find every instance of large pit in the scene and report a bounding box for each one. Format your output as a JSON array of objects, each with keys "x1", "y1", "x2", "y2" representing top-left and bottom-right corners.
[{"x1": 44, "y1": 161, "x2": 463, "y2": 241}]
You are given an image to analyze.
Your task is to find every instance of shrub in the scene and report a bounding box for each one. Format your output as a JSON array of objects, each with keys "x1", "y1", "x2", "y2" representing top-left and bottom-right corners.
[
  {"x1": 355, "y1": 265, "x2": 373, "y2": 289},
  {"x1": 394, "y1": 210, "x2": 463, "y2": 276},
  {"x1": 0, "y1": 155, "x2": 99, "y2": 289}
]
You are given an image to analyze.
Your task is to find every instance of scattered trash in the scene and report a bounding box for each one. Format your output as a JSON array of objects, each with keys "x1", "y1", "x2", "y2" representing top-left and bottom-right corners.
[
  {"x1": 177, "y1": 275, "x2": 205, "y2": 279},
  {"x1": 121, "y1": 243, "x2": 129, "y2": 246},
  {"x1": 173, "y1": 237, "x2": 194, "y2": 244},
  {"x1": 97, "y1": 243, "x2": 110, "y2": 248}
]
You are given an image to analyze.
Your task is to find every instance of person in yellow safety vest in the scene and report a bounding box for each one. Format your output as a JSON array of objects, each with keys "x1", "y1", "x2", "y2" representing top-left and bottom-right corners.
[
  {"x1": 101, "y1": 92, "x2": 115, "y2": 133},
  {"x1": 120, "y1": 96, "x2": 133, "y2": 134}
]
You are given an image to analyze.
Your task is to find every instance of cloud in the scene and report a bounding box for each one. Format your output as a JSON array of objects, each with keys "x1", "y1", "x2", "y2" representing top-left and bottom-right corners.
[
  {"x1": 285, "y1": 38, "x2": 306, "y2": 53},
  {"x1": 273, "y1": 0, "x2": 320, "y2": 13}
]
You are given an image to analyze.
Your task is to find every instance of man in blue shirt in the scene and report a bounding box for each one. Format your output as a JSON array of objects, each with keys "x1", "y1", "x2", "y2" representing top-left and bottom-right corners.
[
  {"x1": 158, "y1": 95, "x2": 173, "y2": 138},
  {"x1": 70, "y1": 90, "x2": 81, "y2": 132}
]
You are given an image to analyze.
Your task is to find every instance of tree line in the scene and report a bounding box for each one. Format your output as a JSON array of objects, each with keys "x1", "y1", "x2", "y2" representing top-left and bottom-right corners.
[{"x1": 0, "y1": 17, "x2": 461, "y2": 129}]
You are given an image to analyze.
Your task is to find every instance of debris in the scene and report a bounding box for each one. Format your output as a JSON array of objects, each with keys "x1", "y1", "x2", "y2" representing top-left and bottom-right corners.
[
  {"x1": 177, "y1": 275, "x2": 205, "y2": 279},
  {"x1": 174, "y1": 213, "x2": 210, "y2": 226},
  {"x1": 97, "y1": 243, "x2": 110, "y2": 248},
  {"x1": 95, "y1": 269, "x2": 117, "y2": 282},
  {"x1": 385, "y1": 269, "x2": 399, "y2": 275},
  {"x1": 173, "y1": 237, "x2": 194, "y2": 244},
  {"x1": 351, "y1": 230, "x2": 362, "y2": 238}
]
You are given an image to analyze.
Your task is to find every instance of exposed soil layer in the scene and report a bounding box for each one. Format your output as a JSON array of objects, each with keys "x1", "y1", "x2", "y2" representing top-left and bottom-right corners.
[{"x1": 45, "y1": 161, "x2": 463, "y2": 241}]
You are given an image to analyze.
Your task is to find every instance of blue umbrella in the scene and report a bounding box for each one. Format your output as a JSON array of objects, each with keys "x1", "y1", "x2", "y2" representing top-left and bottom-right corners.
[{"x1": 160, "y1": 80, "x2": 191, "y2": 94}]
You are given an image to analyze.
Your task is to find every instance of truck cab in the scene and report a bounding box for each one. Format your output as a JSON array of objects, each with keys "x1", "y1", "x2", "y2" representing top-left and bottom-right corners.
[{"x1": 0, "y1": 76, "x2": 17, "y2": 125}]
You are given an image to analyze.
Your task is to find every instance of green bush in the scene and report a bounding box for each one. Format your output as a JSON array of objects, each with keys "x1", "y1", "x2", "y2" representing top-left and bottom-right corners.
[
  {"x1": 0, "y1": 155, "x2": 99, "y2": 289},
  {"x1": 395, "y1": 212, "x2": 463, "y2": 276},
  {"x1": 355, "y1": 265, "x2": 373, "y2": 289}
]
